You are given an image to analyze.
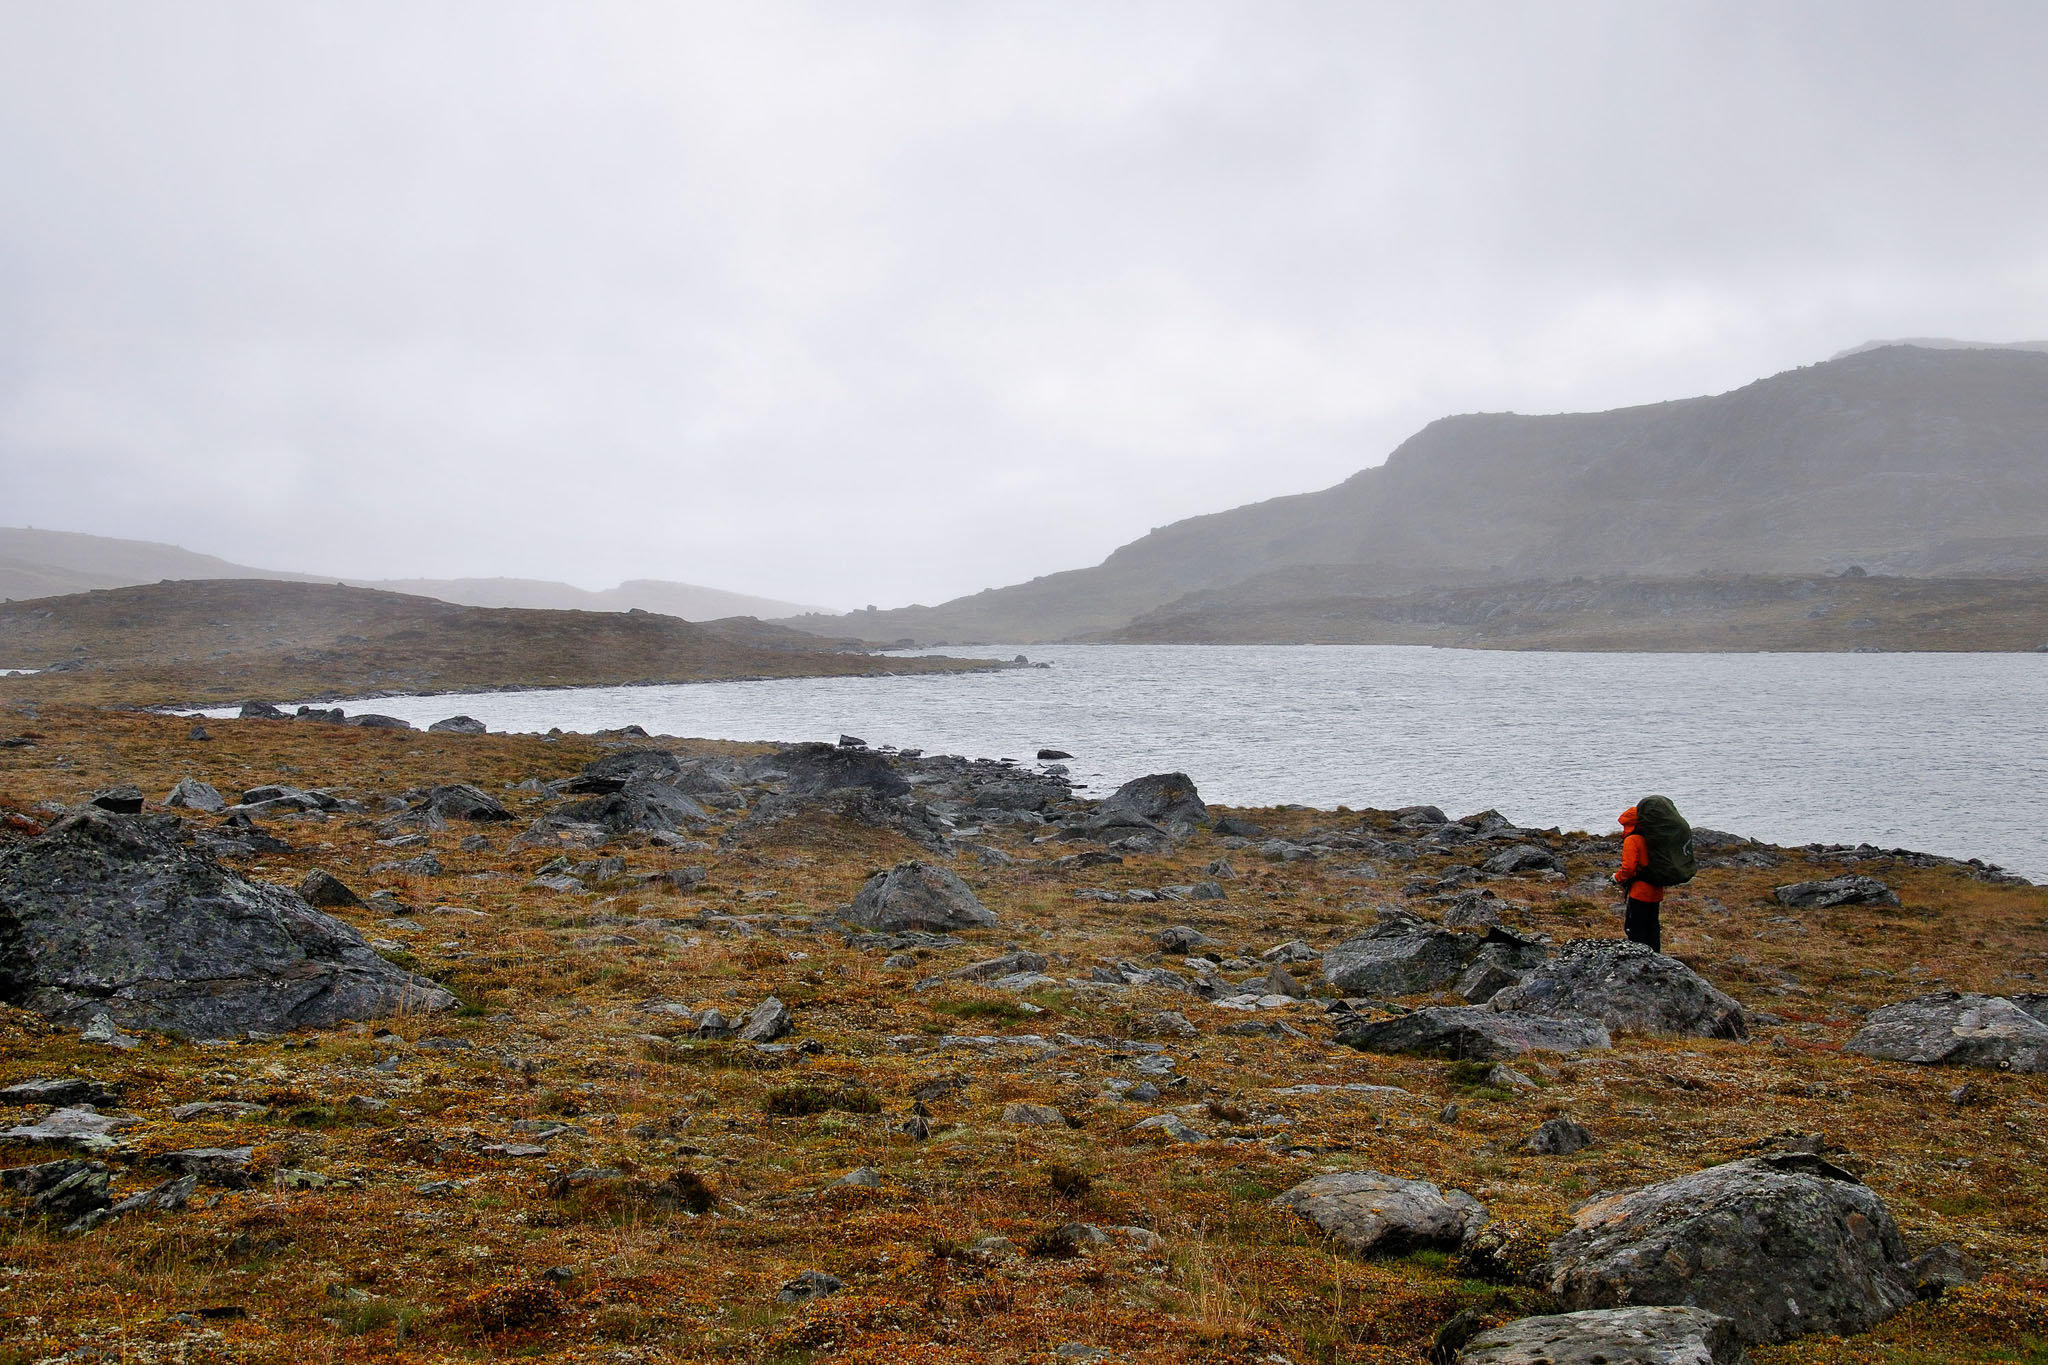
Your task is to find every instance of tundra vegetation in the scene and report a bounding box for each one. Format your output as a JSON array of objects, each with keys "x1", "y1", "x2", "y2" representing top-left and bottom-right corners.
[{"x1": 1, "y1": 705, "x2": 2045, "y2": 1364}]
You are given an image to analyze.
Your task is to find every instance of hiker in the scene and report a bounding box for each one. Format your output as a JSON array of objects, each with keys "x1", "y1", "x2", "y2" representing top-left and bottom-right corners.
[
  {"x1": 1613, "y1": 805, "x2": 1664, "y2": 951},
  {"x1": 1614, "y1": 796, "x2": 1698, "y2": 952}
]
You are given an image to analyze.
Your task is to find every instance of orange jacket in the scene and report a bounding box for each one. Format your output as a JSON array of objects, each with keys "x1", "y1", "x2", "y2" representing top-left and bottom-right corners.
[{"x1": 1614, "y1": 807, "x2": 1665, "y2": 903}]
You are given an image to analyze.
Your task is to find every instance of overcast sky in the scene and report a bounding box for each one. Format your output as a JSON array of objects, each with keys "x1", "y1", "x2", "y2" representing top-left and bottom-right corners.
[{"x1": 3, "y1": 2, "x2": 2045, "y2": 610}]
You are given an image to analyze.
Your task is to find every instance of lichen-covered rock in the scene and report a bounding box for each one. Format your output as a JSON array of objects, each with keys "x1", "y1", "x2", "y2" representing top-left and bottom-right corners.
[
  {"x1": 1540, "y1": 1154, "x2": 1915, "y2": 1346},
  {"x1": 1844, "y1": 992, "x2": 2048, "y2": 1072},
  {"x1": 1526, "y1": 1117, "x2": 1595, "y2": 1155},
  {"x1": 842, "y1": 861, "x2": 996, "y2": 933},
  {"x1": 1489, "y1": 940, "x2": 1746, "y2": 1040},
  {"x1": 298, "y1": 869, "x2": 366, "y2": 909},
  {"x1": 422, "y1": 783, "x2": 512, "y2": 822},
  {"x1": 0, "y1": 809, "x2": 455, "y2": 1038},
  {"x1": 1457, "y1": 1307, "x2": 1746, "y2": 1365},
  {"x1": 165, "y1": 778, "x2": 225, "y2": 813},
  {"x1": 1337, "y1": 1006, "x2": 1610, "y2": 1060},
  {"x1": 1323, "y1": 911, "x2": 1485, "y2": 996},
  {"x1": 1773, "y1": 876, "x2": 1898, "y2": 909},
  {"x1": 1271, "y1": 1169, "x2": 1485, "y2": 1256},
  {"x1": 427, "y1": 716, "x2": 487, "y2": 735}
]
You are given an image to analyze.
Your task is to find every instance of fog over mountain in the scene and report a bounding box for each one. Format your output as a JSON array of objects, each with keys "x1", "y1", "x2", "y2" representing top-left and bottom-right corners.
[
  {"x1": 792, "y1": 345, "x2": 2048, "y2": 642},
  {"x1": 4, "y1": 5, "x2": 2048, "y2": 607}
]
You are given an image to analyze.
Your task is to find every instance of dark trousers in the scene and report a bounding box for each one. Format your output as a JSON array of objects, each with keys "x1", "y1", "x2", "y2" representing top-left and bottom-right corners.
[{"x1": 1625, "y1": 897, "x2": 1662, "y2": 953}]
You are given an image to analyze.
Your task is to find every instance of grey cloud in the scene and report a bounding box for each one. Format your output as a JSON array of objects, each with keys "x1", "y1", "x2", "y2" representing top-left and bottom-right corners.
[{"x1": 2, "y1": 1, "x2": 2044, "y2": 607}]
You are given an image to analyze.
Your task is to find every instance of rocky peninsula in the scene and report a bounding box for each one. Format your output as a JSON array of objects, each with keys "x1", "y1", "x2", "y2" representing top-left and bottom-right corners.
[{"x1": 2, "y1": 704, "x2": 2045, "y2": 1364}]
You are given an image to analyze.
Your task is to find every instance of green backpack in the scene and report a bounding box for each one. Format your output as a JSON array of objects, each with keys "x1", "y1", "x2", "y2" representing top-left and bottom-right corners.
[{"x1": 1635, "y1": 794, "x2": 1697, "y2": 887}]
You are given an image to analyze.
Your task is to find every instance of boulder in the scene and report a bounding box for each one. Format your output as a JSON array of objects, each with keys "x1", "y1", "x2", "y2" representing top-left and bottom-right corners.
[
  {"x1": 1337, "y1": 1006, "x2": 1610, "y2": 1060},
  {"x1": 1488, "y1": 940, "x2": 1746, "y2": 1040},
  {"x1": 0, "y1": 809, "x2": 455, "y2": 1037},
  {"x1": 1271, "y1": 1170, "x2": 1485, "y2": 1256},
  {"x1": 1003, "y1": 1102, "x2": 1066, "y2": 1127},
  {"x1": 1541, "y1": 1154, "x2": 1915, "y2": 1346},
  {"x1": 1323, "y1": 911, "x2": 1484, "y2": 996},
  {"x1": 0, "y1": 1107, "x2": 141, "y2": 1152},
  {"x1": 777, "y1": 1270, "x2": 844, "y2": 1304},
  {"x1": 1, "y1": 1078, "x2": 121, "y2": 1108},
  {"x1": 1773, "y1": 876, "x2": 1898, "y2": 909},
  {"x1": 423, "y1": 784, "x2": 512, "y2": 823},
  {"x1": 1155, "y1": 925, "x2": 1211, "y2": 954},
  {"x1": 1844, "y1": 992, "x2": 2048, "y2": 1072},
  {"x1": 842, "y1": 862, "x2": 996, "y2": 933},
  {"x1": 345, "y1": 714, "x2": 413, "y2": 731},
  {"x1": 736, "y1": 997, "x2": 792, "y2": 1043},
  {"x1": 1526, "y1": 1118, "x2": 1595, "y2": 1155},
  {"x1": 165, "y1": 778, "x2": 225, "y2": 813},
  {"x1": 427, "y1": 715, "x2": 487, "y2": 735},
  {"x1": 1456, "y1": 1307, "x2": 1745, "y2": 1365},
  {"x1": 89, "y1": 786, "x2": 145, "y2": 815},
  {"x1": 1481, "y1": 844, "x2": 1564, "y2": 876},
  {"x1": 1096, "y1": 772, "x2": 1209, "y2": 828},
  {"x1": 549, "y1": 780, "x2": 706, "y2": 838},
  {"x1": 771, "y1": 742, "x2": 910, "y2": 798},
  {"x1": 298, "y1": 869, "x2": 365, "y2": 909},
  {"x1": 238, "y1": 700, "x2": 287, "y2": 719}
]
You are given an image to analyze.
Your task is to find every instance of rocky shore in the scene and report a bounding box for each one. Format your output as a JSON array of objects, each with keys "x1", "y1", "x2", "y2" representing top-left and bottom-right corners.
[{"x1": 2, "y1": 704, "x2": 2045, "y2": 1363}]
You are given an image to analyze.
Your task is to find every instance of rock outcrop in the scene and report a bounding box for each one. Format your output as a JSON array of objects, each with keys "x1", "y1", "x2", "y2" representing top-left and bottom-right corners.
[
  {"x1": 1323, "y1": 909, "x2": 1486, "y2": 996},
  {"x1": 1773, "y1": 876, "x2": 1899, "y2": 908},
  {"x1": 1456, "y1": 1307, "x2": 1746, "y2": 1365},
  {"x1": 841, "y1": 861, "x2": 996, "y2": 933},
  {"x1": 1271, "y1": 1170, "x2": 1485, "y2": 1256},
  {"x1": 0, "y1": 809, "x2": 455, "y2": 1037},
  {"x1": 1844, "y1": 992, "x2": 2048, "y2": 1072},
  {"x1": 1095, "y1": 772, "x2": 1209, "y2": 828},
  {"x1": 1488, "y1": 940, "x2": 1746, "y2": 1040},
  {"x1": 1540, "y1": 1154, "x2": 1916, "y2": 1346}
]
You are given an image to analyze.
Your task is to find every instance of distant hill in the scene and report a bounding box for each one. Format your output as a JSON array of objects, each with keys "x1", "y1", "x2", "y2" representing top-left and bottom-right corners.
[
  {"x1": 785, "y1": 345, "x2": 2048, "y2": 644},
  {"x1": 0, "y1": 528, "x2": 827, "y2": 621},
  {"x1": 0, "y1": 580, "x2": 993, "y2": 707}
]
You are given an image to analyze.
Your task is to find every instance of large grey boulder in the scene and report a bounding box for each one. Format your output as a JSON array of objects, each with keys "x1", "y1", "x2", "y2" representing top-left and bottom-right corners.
[
  {"x1": 549, "y1": 779, "x2": 707, "y2": 838},
  {"x1": 1541, "y1": 1154, "x2": 1916, "y2": 1346},
  {"x1": 1773, "y1": 876, "x2": 1898, "y2": 909},
  {"x1": 842, "y1": 861, "x2": 996, "y2": 933},
  {"x1": 422, "y1": 783, "x2": 512, "y2": 822},
  {"x1": 1337, "y1": 1006, "x2": 1610, "y2": 1060},
  {"x1": 1457, "y1": 1307, "x2": 1745, "y2": 1365},
  {"x1": 1488, "y1": 940, "x2": 1746, "y2": 1040},
  {"x1": 164, "y1": 778, "x2": 225, "y2": 813},
  {"x1": 427, "y1": 715, "x2": 487, "y2": 735},
  {"x1": 1097, "y1": 772, "x2": 1209, "y2": 828},
  {"x1": 1271, "y1": 1170, "x2": 1485, "y2": 1256},
  {"x1": 770, "y1": 742, "x2": 910, "y2": 798},
  {"x1": 1844, "y1": 992, "x2": 2048, "y2": 1072},
  {"x1": 1323, "y1": 910, "x2": 1485, "y2": 996},
  {"x1": 0, "y1": 809, "x2": 456, "y2": 1037}
]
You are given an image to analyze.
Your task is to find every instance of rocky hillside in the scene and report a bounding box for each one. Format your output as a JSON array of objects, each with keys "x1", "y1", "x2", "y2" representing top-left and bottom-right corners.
[
  {"x1": 795, "y1": 345, "x2": 2048, "y2": 643},
  {"x1": 0, "y1": 580, "x2": 997, "y2": 707},
  {"x1": 1105, "y1": 572, "x2": 2048, "y2": 651},
  {"x1": 0, "y1": 709, "x2": 2043, "y2": 1361}
]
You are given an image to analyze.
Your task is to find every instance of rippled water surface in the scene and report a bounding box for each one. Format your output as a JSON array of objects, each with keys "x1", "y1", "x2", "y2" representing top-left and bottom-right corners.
[{"x1": 224, "y1": 646, "x2": 2048, "y2": 879}]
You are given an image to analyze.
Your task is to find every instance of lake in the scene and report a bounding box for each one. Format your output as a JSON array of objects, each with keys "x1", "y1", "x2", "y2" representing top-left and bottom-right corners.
[{"x1": 203, "y1": 645, "x2": 2048, "y2": 881}]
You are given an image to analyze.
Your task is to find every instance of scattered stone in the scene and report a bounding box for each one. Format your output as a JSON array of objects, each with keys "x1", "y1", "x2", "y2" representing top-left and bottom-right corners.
[
  {"x1": 1908, "y1": 1242, "x2": 1981, "y2": 1297},
  {"x1": 428, "y1": 716, "x2": 488, "y2": 735},
  {"x1": 736, "y1": 997, "x2": 793, "y2": 1043},
  {"x1": 776, "y1": 1269, "x2": 844, "y2": 1304},
  {"x1": 165, "y1": 778, "x2": 226, "y2": 813},
  {"x1": 1844, "y1": 992, "x2": 2048, "y2": 1072},
  {"x1": 112, "y1": 1173, "x2": 200, "y2": 1214},
  {"x1": 842, "y1": 861, "x2": 997, "y2": 933},
  {"x1": 1337, "y1": 1006, "x2": 1611, "y2": 1060},
  {"x1": 1488, "y1": 940, "x2": 1746, "y2": 1040},
  {"x1": 78, "y1": 1013, "x2": 141, "y2": 1049},
  {"x1": 1037, "y1": 748, "x2": 1072, "y2": 760},
  {"x1": 827, "y1": 1166, "x2": 882, "y2": 1190},
  {"x1": 0, "y1": 808, "x2": 455, "y2": 1037},
  {"x1": 1526, "y1": 1118, "x2": 1594, "y2": 1155},
  {"x1": 1131, "y1": 1114, "x2": 1203, "y2": 1143},
  {"x1": 1154, "y1": 925, "x2": 1211, "y2": 953},
  {"x1": 1271, "y1": 1170, "x2": 1486, "y2": 1256},
  {"x1": 1480, "y1": 844, "x2": 1564, "y2": 876},
  {"x1": 151, "y1": 1146, "x2": 254, "y2": 1188},
  {"x1": 169, "y1": 1101, "x2": 267, "y2": 1121},
  {"x1": 1773, "y1": 876, "x2": 1899, "y2": 909},
  {"x1": 299, "y1": 868, "x2": 366, "y2": 909},
  {"x1": 346, "y1": 714, "x2": 412, "y2": 731},
  {"x1": 238, "y1": 700, "x2": 287, "y2": 719},
  {"x1": 422, "y1": 783, "x2": 513, "y2": 822},
  {"x1": 1003, "y1": 1102, "x2": 1067, "y2": 1127},
  {"x1": 1, "y1": 1158, "x2": 113, "y2": 1223},
  {"x1": 1456, "y1": 1307, "x2": 1745, "y2": 1365},
  {"x1": 1541, "y1": 1154, "x2": 1915, "y2": 1346}
]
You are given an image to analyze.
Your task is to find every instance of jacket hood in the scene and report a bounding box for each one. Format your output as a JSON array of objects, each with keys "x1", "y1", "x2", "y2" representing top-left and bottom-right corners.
[{"x1": 1617, "y1": 806, "x2": 1639, "y2": 830}]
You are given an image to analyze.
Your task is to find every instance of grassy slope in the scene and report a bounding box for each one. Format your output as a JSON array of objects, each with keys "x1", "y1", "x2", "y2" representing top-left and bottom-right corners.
[
  {"x1": 1, "y1": 707, "x2": 2045, "y2": 1363},
  {"x1": 0, "y1": 579, "x2": 997, "y2": 707},
  {"x1": 1105, "y1": 573, "x2": 2048, "y2": 651}
]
